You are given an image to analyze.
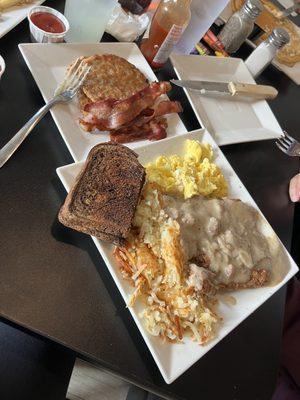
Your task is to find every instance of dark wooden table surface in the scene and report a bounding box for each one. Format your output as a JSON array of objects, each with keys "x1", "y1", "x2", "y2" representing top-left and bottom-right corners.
[{"x1": 0, "y1": 1, "x2": 299, "y2": 399}]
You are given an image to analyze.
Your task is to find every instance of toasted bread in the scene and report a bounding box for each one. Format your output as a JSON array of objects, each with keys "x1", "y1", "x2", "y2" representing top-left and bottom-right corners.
[{"x1": 59, "y1": 143, "x2": 145, "y2": 245}]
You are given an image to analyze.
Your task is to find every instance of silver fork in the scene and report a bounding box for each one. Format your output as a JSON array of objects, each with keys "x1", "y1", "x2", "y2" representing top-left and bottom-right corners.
[
  {"x1": 276, "y1": 131, "x2": 300, "y2": 157},
  {"x1": 0, "y1": 58, "x2": 91, "y2": 168}
]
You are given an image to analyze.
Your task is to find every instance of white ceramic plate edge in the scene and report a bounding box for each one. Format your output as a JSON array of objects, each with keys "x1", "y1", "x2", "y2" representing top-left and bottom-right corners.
[
  {"x1": 18, "y1": 43, "x2": 83, "y2": 161},
  {"x1": 0, "y1": 0, "x2": 45, "y2": 39}
]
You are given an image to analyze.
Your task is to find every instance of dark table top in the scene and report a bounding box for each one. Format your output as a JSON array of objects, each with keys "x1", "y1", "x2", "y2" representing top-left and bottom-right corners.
[{"x1": 0, "y1": 1, "x2": 299, "y2": 399}]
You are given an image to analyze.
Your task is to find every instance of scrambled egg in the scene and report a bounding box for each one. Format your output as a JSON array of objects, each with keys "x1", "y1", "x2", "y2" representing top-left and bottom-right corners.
[{"x1": 145, "y1": 139, "x2": 228, "y2": 199}]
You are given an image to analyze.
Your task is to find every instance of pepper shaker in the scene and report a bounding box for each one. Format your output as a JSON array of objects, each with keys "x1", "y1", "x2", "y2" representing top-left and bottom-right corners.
[
  {"x1": 245, "y1": 28, "x2": 290, "y2": 78},
  {"x1": 218, "y1": 0, "x2": 263, "y2": 54}
]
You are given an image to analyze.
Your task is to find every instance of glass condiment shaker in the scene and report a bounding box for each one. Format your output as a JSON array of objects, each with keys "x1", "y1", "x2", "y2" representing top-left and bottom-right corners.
[
  {"x1": 218, "y1": 0, "x2": 263, "y2": 54},
  {"x1": 245, "y1": 28, "x2": 290, "y2": 78}
]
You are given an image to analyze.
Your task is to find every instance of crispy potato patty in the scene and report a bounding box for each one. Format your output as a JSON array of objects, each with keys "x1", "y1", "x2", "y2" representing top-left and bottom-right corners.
[{"x1": 80, "y1": 54, "x2": 148, "y2": 104}]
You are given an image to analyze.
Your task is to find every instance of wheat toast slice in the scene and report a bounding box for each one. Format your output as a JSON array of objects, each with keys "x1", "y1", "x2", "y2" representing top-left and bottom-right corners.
[{"x1": 59, "y1": 143, "x2": 145, "y2": 245}]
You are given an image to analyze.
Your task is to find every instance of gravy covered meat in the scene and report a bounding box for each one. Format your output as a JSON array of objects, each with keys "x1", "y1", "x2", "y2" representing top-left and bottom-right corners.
[{"x1": 163, "y1": 195, "x2": 272, "y2": 289}]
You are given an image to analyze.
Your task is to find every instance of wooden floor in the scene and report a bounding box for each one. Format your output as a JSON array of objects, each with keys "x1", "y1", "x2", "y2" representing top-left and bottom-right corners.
[{"x1": 67, "y1": 359, "x2": 130, "y2": 400}]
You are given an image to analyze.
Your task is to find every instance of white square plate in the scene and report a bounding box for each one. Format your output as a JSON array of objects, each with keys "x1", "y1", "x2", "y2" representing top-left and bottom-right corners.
[
  {"x1": 219, "y1": 2, "x2": 300, "y2": 85},
  {"x1": 170, "y1": 54, "x2": 282, "y2": 145},
  {"x1": 0, "y1": 0, "x2": 44, "y2": 39},
  {"x1": 56, "y1": 128, "x2": 298, "y2": 384},
  {"x1": 19, "y1": 42, "x2": 186, "y2": 162}
]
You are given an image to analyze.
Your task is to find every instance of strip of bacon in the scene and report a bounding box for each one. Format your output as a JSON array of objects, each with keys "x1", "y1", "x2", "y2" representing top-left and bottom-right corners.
[
  {"x1": 110, "y1": 118, "x2": 167, "y2": 144},
  {"x1": 82, "y1": 82, "x2": 171, "y2": 130},
  {"x1": 122, "y1": 100, "x2": 182, "y2": 129},
  {"x1": 83, "y1": 97, "x2": 117, "y2": 117},
  {"x1": 148, "y1": 120, "x2": 168, "y2": 140},
  {"x1": 80, "y1": 100, "x2": 182, "y2": 133},
  {"x1": 154, "y1": 100, "x2": 183, "y2": 117}
]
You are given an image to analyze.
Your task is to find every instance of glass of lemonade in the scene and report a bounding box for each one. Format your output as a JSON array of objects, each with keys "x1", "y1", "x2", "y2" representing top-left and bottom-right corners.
[{"x1": 64, "y1": 0, "x2": 117, "y2": 42}]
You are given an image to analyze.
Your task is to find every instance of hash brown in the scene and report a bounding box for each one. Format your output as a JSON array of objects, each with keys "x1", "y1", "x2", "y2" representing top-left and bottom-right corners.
[{"x1": 80, "y1": 54, "x2": 148, "y2": 104}]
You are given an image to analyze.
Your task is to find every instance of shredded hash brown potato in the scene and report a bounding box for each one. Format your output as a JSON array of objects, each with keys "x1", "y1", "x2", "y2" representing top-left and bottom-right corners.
[
  {"x1": 114, "y1": 237, "x2": 218, "y2": 344},
  {"x1": 114, "y1": 181, "x2": 219, "y2": 344}
]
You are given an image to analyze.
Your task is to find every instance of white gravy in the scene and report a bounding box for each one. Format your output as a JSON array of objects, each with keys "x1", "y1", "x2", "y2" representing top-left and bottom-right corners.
[{"x1": 162, "y1": 195, "x2": 274, "y2": 286}]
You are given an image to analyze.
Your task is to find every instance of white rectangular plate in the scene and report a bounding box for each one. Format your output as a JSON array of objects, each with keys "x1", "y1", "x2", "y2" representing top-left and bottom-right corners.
[
  {"x1": 0, "y1": 0, "x2": 44, "y2": 39},
  {"x1": 19, "y1": 42, "x2": 186, "y2": 162},
  {"x1": 219, "y1": 2, "x2": 300, "y2": 85},
  {"x1": 170, "y1": 54, "x2": 282, "y2": 145},
  {"x1": 56, "y1": 129, "x2": 298, "y2": 384}
]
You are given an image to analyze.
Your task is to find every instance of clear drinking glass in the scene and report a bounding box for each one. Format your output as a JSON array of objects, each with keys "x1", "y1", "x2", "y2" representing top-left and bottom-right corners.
[{"x1": 64, "y1": 0, "x2": 117, "y2": 43}]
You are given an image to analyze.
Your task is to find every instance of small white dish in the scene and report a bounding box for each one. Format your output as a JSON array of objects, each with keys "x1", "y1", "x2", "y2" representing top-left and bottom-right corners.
[
  {"x1": 56, "y1": 128, "x2": 298, "y2": 384},
  {"x1": 28, "y1": 6, "x2": 69, "y2": 43},
  {"x1": 18, "y1": 42, "x2": 186, "y2": 162},
  {"x1": 170, "y1": 54, "x2": 283, "y2": 146},
  {"x1": 0, "y1": 0, "x2": 45, "y2": 39},
  {"x1": 0, "y1": 55, "x2": 5, "y2": 79}
]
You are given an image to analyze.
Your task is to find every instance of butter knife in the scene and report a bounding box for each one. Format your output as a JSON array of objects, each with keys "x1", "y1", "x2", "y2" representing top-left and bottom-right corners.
[{"x1": 171, "y1": 79, "x2": 278, "y2": 100}]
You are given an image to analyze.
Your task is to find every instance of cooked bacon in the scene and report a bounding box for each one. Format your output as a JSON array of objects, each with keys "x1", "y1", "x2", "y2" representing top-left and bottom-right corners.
[
  {"x1": 78, "y1": 81, "x2": 182, "y2": 143},
  {"x1": 154, "y1": 100, "x2": 183, "y2": 117},
  {"x1": 79, "y1": 100, "x2": 182, "y2": 133},
  {"x1": 132, "y1": 100, "x2": 182, "y2": 127},
  {"x1": 110, "y1": 118, "x2": 167, "y2": 143},
  {"x1": 148, "y1": 120, "x2": 168, "y2": 141},
  {"x1": 84, "y1": 98, "x2": 117, "y2": 117},
  {"x1": 80, "y1": 107, "x2": 156, "y2": 132},
  {"x1": 79, "y1": 119, "x2": 98, "y2": 132},
  {"x1": 117, "y1": 100, "x2": 182, "y2": 130},
  {"x1": 82, "y1": 82, "x2": 171, "y2": 130}
]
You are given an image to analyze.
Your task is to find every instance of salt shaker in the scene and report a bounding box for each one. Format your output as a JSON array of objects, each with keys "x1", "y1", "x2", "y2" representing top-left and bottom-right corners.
[
  {"x1": 218, "y1": 0, "x2": 263, "y2": 54},
  {"x1": 245, "y1": 28, "x2": 290, "y2": 78}
]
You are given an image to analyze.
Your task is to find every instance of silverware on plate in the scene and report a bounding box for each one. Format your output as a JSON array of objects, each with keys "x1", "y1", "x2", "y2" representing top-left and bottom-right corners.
[
  {"x1": 171, "y1": 79, "x2": 278, "y2": 101},
  {"x1": 0, "y1": 58, "x2": 90, "y2": 168},
  {"x1": 276, "y1": 131, "x2": 300, "y2": 156}
]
